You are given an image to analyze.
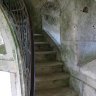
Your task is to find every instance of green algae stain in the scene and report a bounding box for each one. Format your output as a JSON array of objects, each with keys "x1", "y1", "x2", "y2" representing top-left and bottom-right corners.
[{"x1": 0, "y1": 44, "x2": 6, "y2": 54}]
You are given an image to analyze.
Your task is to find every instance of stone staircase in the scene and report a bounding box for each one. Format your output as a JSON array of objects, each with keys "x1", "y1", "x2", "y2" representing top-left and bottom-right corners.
[{"x1": 34, "y1": 32, "x2": 78, "y2": 96}]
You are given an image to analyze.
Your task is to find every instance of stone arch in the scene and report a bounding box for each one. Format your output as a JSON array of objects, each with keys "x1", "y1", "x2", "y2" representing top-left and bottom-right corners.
[
  {"x1": 0, "y1": 5, "x2": 23, "y2": 96},
  {"x1": 0, "y1": 0, "x2": 34, "y2": 96}
]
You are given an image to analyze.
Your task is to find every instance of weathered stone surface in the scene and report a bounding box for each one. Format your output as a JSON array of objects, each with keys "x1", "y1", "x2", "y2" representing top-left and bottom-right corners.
[
  {"x1": 0, "y1": 33, "x2": 4, "y2": 45},
  {"x1": 24, "y1": 0, "x2": 96, "y2": 96},
  {"x1": 34, "y1": 21, "x2": 78, "y2": 96},
  {"x1": 83, "y1": 84, "x2": 96, "y2": 96},
  {"x1": 0, "y1": 7, "x2": 15, "y2": 59},
  {"x1": 0, "y1": 6, "x2": 22, "y2": 96},
  {"x1": 25, "y1": 0, "x2": 96, "y2": 66},
  {"x1": 80, "y1": 60, "x2": 96, "y2": 80},
  {"x1": 36, "y1": 87, "x2": 78, "y2": 96},
  {"x1": 70, "y1": 76, "x2": 96, "y2": 96},
  {"x1": 42, "y1": 0, "x2": 61, "y2": 45},
  {"x1": 70, "y1": 77, "x2": 84, "y2": 96},
  {"x1": 0, "y1": 44, "x2": 6, "y2": 54},
  {"x1": 60, "y1": 1, "x2": 96, "y2": 94},
  {"x1": 61, "y1": 0, "x2": 96, "y2": 66}
]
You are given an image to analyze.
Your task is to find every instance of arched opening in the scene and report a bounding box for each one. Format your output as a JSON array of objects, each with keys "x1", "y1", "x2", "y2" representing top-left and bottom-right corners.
[
  {"x1": 0, "y1": 1, "x2": 34, "y2": 96},
  {"x1": 0, "y1": 6, "x2": 21, "y2": 96}
]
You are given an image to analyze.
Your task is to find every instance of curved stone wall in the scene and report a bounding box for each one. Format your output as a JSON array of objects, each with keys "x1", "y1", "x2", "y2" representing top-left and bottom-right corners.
[
  {"x1": 29, "y1": 0, "x2": 96, "y2": 95},
  {"x1": 0, "y1": 5, "x2": 22, "y2": 96}
]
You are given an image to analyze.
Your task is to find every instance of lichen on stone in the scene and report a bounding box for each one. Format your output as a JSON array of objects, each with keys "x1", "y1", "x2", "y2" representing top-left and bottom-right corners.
[{"x1": 0, "y1": 44, "x2": 6, "y2": 54}]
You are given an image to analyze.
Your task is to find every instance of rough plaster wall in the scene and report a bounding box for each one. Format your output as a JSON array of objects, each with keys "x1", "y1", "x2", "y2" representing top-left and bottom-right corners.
[
  {"x1": 0, "y1": 7, "x2": 22, "y2": 96},
  {"x1": 24, "y1": 0, "x2": 96, "y2": 95},
  {"x1": 31, "y1": 5, "x2": 42, "y2": 33},
  {"x1": 70, "y1": 76, "x2": 96, "y2": 96},
  {"x1": 25, "y1": 0, "x2": 61, "y2": 45},
  {"x1": 61, "y1": 0, "x2": 96, "y2": 66},
  {"x1": 41, "y1": 0, "x2": 61, "y2": 45},
  {"x1": 24, "y1": 0, "x2": 47, "y2": 33},
  {"x1": 0, "y1": 32, "x2": 6, "y2": 54},
  {"x1": 25, "y1": 0, "x2": 96, "y2": 65},
  {"x1": 24, "y1": 0, "x2": 42, "y2": 32}
]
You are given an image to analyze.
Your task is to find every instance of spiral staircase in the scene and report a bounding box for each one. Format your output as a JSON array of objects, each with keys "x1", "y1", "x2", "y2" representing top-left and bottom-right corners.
[{"x1": 34, "y1": 31, "x2": 78, "y2": 96}]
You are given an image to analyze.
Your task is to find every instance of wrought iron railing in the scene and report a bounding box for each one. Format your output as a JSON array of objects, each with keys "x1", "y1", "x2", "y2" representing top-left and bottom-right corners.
[{"x1": 0, "y1": 0, "x2": 34, "y2": 96}]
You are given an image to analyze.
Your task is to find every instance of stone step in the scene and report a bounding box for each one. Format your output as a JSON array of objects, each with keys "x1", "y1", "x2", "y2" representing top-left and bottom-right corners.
[
  {"x1": 34, "y1": 32, "x2": 78, "y2": 96},
  {"x1": 34, "y1": 42, "x2": 52, "y2": 51},
  {"x1": 34, "y1": 34, "x2": 46, "y2": 42},
  {"x1": 33, "y1": 31, "x2": 42, "y2": 34},
  {"x1": 36, "y1": 87, "x2": 78, "y2": 96},
  {"x1": 36, "y1": 62, "x2": 63, "y2": 75},
  {"x1": 34, "y1": 42, "x2": 48, "y2": 45},
  {"x1": 36, "y1": 73, "x2": 69, "y2": 90},
  {"x1": 35, "y1": 51, "x2": 56, "y2": 62},
  {"x1": 34, "y1": 34, "x2": 43, "y2": 36}
]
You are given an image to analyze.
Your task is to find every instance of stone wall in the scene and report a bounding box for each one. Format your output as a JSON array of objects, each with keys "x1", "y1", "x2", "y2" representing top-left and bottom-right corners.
[
  {"x1": 24, "y1": 0, "x2": 45, "y2": 33},
  {"x1": 0, "y1": 6, "x2": 22, "y2": 96},
  {"x1": 27, "y1": 0, "x2": 96, "y2": 65},
  {"x1": 25, "y1": 0, "x2": 96, "y2": 96},
  {"x1": 70, "y1": 76, "x2": 96, "y2": 96},
  {"x1": 60, "y1": 0, "x2": 96, "y2": 96},
  {"x1": 41, "y1": 1, "x2": 61, "y2": 45},
  {"x1": 61, "y1": 0, "x2": 96, "y2": 67},
  {"x1": 24, "y1": 0, "x2": 61, "y2": 45}
]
